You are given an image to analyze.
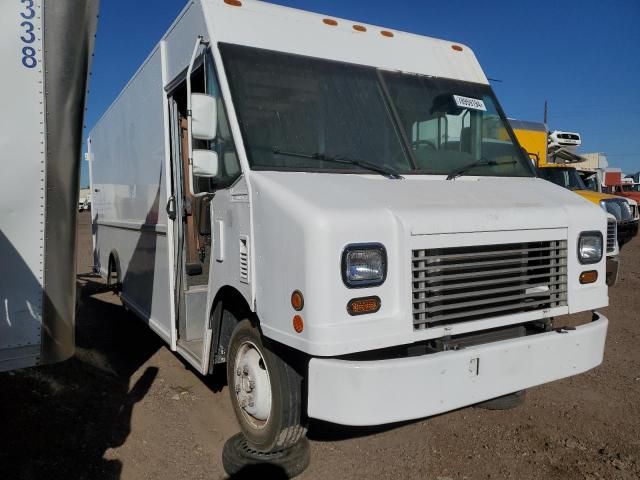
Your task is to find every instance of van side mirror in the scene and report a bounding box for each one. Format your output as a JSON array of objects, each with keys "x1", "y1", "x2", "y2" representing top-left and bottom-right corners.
[
  {"x1": 193, "y1": 150, "x2": 219, "y2": 178},
  {"x1": 191, "y1": 93, "x2": 217, "y2": 140}
]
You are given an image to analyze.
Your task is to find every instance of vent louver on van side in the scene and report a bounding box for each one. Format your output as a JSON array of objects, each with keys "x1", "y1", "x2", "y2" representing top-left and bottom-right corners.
[{"x1": 239, "y1": 236, "x2": 250, "y2": 284}]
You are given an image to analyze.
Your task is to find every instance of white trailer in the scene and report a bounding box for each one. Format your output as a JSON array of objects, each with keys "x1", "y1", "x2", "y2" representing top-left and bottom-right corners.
[
  {"x1": 0, "y1": 1, "x2": 99, "y2": 372},
  {"x1": 89, "y1": 0, "x2": 609, "y2": 452}
]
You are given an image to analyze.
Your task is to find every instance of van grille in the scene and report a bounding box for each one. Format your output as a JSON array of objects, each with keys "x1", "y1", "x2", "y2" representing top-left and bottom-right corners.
[
  {"x1": 607, "y1": 219, "x2": 617, "y2": 253},
  {"x1": 412, "y1": 241, "x2": 567, "y2": 329}
]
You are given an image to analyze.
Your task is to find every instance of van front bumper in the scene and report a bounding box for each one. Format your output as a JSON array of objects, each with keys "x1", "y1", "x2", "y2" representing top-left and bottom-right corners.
[{"x1": 307, "y1": 312, "x2": 608, "y2": 426}]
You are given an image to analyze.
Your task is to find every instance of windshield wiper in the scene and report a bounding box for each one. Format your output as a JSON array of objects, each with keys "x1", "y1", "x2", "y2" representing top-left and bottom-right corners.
[
  {"x1": 272, "y1": 148, "x2": 404, "y2": 179},
  {"x1": 446, "y1": 159, "x2": 517, "y2": 181}
]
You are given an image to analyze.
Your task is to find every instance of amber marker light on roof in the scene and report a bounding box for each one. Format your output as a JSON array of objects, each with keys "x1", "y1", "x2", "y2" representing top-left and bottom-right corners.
[
  {"x1": 224, "y1": 0, "x2": 242, "y2": 6},
  {"x1": 452, "y1": 44, "x2": 464, "y2": 52},
  {"x1": 291, "y1": 290, "x2": 304, "y2": 311},
  {"x1": 381, "y1": 30, "x2": 395, "y2": 38},
  {"x1": 580, "y1": 271, "x2": 598, "y2": 285},
  {"x1": 353, "y1": 25, "x2": 367, "y2": 32},
  {"x1": 293, "y1": 315, "x2": 304, "y2": 333},
  {"x1": 323, "y1": 18, "x2": 338, "y2": 26}
]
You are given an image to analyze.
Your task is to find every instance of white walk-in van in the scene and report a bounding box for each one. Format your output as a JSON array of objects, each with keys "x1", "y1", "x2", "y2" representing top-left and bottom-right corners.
[
  {"x1": 0, "y1": 0, "x2": 99, "y2": 372},
  {"x1": 89, "y1": 0, "x2": 609, "y2": 452}
]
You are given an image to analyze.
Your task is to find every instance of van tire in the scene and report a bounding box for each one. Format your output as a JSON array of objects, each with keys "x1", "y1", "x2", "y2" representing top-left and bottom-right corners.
[
  {"x1": 475, "y1": 390, "x2": 526, "y2": 410},
  {"x1": 227, "y1": 319, "x2": 307, "y2": 453},
  {"x1": 222, "y1": 432, "x2": 310, "y2": 478}
]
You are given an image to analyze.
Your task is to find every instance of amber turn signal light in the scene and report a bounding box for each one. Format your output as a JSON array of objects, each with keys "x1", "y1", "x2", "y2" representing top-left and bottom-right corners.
[
  {"x1": 291, "y1": 290, "x2": 304, "y2": 311},
  {"x1": 579, "y1": 271, "x2": 598, "y2": 285},
  {"x1": 293, "y1": 315, "x2": 304, "y2": 333},
  {"x1": 347, "y1": 296, "x2": 381, "y2": 316}
]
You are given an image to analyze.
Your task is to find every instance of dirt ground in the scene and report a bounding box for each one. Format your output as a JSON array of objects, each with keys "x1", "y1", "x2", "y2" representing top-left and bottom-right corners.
[{"x1": 1, "y1": 211, "x2": 639, "y2": 479}]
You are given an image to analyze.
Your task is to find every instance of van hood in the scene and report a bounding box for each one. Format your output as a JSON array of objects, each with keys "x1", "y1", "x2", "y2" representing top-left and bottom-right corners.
[{"x1": 249, "y1": 172, "x2": 603, "y2": 235}]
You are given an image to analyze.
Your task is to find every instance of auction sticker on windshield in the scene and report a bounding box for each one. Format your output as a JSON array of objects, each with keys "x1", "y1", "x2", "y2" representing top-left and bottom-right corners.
[{"x1": 453, "y1": 95, "x2": 487, "y2": 111}]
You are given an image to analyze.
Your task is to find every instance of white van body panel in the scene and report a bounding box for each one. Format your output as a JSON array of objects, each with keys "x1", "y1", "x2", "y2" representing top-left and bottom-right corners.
[
  {"x1": 89, "y1": 48, "x2": 172, "y2": 343},
  {"x1": 250, "y1": 172, "x2": 607, "y2": 356}
]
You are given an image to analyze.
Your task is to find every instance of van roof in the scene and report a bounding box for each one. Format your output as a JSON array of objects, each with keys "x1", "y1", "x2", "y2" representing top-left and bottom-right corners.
[{"x1": 201, "y1": 0, "x2": 489, "y2": 85}]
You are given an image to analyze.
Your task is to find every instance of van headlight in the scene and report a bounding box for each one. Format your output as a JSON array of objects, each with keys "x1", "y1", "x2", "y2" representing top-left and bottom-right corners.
[
  {"x1": 342, "y1": 243, "x2": 387, "y2": 288},
  {"x1": 578, "y1": 231, "x2": 603, "y2": 265}
]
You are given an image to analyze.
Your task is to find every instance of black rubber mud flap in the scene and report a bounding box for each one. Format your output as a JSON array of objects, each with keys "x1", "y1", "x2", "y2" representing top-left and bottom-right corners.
[{"x1": 222, "y1": 433, "x2": 310, "y2": 479}]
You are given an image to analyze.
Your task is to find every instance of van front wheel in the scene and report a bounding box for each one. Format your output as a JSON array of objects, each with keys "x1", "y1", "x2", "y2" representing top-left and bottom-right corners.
[{"x1": 227, "y1": 319, "x2": 307, "y2": 453}]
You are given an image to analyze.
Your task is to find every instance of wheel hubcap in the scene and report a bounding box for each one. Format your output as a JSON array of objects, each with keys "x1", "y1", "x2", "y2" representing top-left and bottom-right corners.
[{"x1": 234, "y1": 342, "x2": 272, "y2": 426}]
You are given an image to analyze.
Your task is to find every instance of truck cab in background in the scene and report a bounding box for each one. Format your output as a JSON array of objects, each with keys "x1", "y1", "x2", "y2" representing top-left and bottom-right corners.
[
  {"x1": 605, "y1": 170, "x2": 640, "y2": 206},
  {"x1": 536, "y1": 165, "x2": 636, "y2": 249},
  {"x1": 511, "y1": 121, "x2": 636, "y2": 285}
]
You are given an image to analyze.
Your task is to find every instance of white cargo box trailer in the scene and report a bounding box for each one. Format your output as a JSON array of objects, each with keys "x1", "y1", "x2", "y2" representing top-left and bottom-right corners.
[
  {"x1": 89, "y1": 0, "x2": 609, "y2": 453},
  {"x1": 0, "y1": 1, "x2": 99, "y2": 372}
]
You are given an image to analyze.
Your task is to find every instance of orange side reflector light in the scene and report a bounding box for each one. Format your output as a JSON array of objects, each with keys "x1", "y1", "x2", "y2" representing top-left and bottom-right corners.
[
  {"x1": 353, "y1": 25, "x2": 367, "y2": 32},
  {"x1": 224, "y1": 0, "x2": 242, "y2": 6},
  {"x1": 291, "y1": 290, "x2": 304, "y2": 311},
  {"x1": 451, "y1": 44, "x2": 464, "y2": 52},
  {"x1": 579, "y1": 271, "x2": 598, "y2": 284},
  {"x1": 293, "y1": 315, "x2": 304, "y2": 333},
  {"x1": 381, "y1": 30, "x2": 394, "y2": 38},
  {"x1": 323, "y1": 18, "x2": 338, "y2": 26},
  {"x1": 347, "y1": 296, "x2": 381, "y2": 316}
]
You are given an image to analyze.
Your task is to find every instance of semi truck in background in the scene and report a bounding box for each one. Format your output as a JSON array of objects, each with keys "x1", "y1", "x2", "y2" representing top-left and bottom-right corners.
[
  {"x1": 511, "y1": 120, "x2": 636, "y2": 284},
  {"x1": 574, "y1": 156, "x2": 640, "y2": 236},
  {"x1": 90, "y1": 0, "x2": 610, "y2": 456},
  {"x1": 0, "y1": 1, "x2": 99, "y2": 372},
  {"x1": 604, "y1": 169, "x2": 640, "y2": 204},
  {"x1": 625, "y1": 172, "x2": 640, "y2": 189}
]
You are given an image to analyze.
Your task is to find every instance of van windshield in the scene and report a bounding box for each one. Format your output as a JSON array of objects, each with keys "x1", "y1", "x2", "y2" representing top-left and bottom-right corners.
[{"x1": 220, "y1": 43, "x2": 533, "y2": 178}]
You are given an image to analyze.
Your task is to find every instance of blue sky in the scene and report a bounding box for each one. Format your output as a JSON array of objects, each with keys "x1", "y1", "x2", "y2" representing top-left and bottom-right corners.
[{"x1": 81, "y1": 0, "x2": 640, "y2": 186}]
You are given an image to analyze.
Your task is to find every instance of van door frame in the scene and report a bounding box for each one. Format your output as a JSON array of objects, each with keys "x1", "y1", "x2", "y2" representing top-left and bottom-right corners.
[
  {"x1": 164, "y1": 43, "x2": 214, "y2": 374},
  {"x1": 160, "y1": 41, "x2": 179, "y2": 351}
]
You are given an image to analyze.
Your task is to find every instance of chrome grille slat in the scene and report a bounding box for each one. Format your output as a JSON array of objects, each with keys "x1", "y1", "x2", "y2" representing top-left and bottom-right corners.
[
  {"x1": 412, "y1": 240, "x2": 568, "y2": 329},
  {"x1": 415, "y1": 299, "x2": 564, "y2": 325},
  {"x1": 424, "y1": 281, "x2": 566, "y2": 302},
  {"x1": 415, "y1": 289, "x2": 568, "y2": 315},
  {"x1": 414, "y1": 273, "x2": 566, "y2": 293},
  {"x1": 412, "y1": 254, "x2": 566, "y2": 273},
  {"x1": 414, "y1": 263, "x2": 566, "y2": 283},
  {"x1": 413, "y1": 245, "x2": 562, "y2": 262}
]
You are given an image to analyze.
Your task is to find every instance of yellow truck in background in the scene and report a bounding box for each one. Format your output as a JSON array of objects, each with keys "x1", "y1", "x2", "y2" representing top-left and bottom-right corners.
[{"x1": 510, "y1": 120, "x2": 637, "y2": 285}]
